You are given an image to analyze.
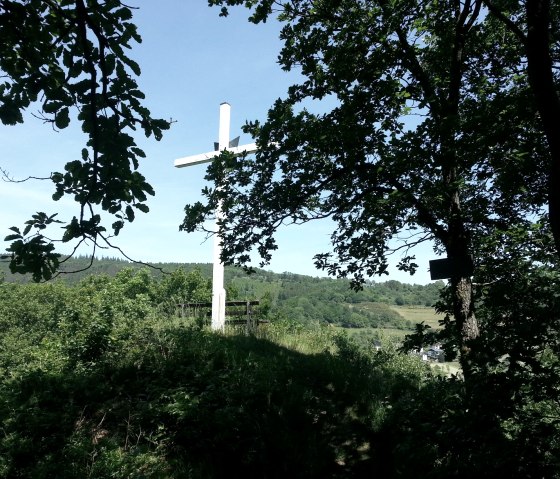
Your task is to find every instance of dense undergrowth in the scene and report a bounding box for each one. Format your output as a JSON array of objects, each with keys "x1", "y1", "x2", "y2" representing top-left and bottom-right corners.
[
  {"x1": 0, "y1": 271, "x2": 426, "y2": 478},
  {"x1": 0, "y1": 269, "x2": 558, "y2": 478}
]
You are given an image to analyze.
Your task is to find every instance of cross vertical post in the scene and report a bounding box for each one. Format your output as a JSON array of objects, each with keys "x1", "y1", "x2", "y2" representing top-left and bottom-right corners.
[
  {"x1": 211, "y1": 102, "x2": 230, "y2": 330},
  {"x1": 174, "y1": 103, "x2": 259, "y2": 331}
]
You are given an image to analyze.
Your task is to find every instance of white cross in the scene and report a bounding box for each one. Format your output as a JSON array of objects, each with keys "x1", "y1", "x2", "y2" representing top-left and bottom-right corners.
[{"x1": 174, "y1": 103, "x2": 258, "y2": 331}]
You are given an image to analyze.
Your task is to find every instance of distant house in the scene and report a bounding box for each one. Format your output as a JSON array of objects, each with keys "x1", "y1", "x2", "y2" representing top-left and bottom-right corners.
[
  {"x1": 372, "y1": 340, "x2": 382, "y2": 351},
  {"x1": 418, "y1": 344, "x2": 445, "y2": 363}
]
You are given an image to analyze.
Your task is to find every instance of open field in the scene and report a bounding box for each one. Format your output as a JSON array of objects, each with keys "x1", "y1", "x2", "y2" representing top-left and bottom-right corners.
[
  {"x1": 390, "y1": 305, "x2": 442, "y2": 329},
  {"x1": 340, "y1": 326, "x2": 409, "y2": 343}
]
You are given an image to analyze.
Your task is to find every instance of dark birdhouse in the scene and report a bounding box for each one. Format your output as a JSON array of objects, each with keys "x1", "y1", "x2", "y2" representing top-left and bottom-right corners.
[{"x1": 429, "y1": 256, "x2": 474, "y2": 280}]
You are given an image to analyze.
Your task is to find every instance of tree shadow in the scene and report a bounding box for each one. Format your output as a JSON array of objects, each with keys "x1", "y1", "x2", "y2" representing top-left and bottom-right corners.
[{"x1": 0, "y1": 326, "x2": 423, "y2": 478}]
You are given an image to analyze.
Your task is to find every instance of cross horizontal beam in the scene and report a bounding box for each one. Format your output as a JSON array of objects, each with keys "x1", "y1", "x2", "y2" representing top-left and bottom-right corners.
[{"x1": 174, "y1": 143, "x2": 258, "y2": 168}]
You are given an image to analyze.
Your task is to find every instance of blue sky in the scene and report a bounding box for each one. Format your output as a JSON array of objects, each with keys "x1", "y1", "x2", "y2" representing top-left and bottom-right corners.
[{"x1": 0, "y1": 0, "x2": 437, "y2": 284}]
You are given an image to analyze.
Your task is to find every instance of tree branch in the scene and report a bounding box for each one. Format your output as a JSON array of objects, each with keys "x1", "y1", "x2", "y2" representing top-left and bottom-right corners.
[
  {"x1": 377, "y1": 0, "x2": 442, "y2": 118},
  {"x1": 1, "y1": 167, "x2": 52, "y2": 183},
  {"x1": 482, "y1": 0, "x2": 528, "y2": 45}
]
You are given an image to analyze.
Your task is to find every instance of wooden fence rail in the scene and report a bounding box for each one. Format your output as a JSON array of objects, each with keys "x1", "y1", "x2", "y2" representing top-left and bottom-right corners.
[{"x1": 176, "y1": 300, "x2": 267, "y2": 327}]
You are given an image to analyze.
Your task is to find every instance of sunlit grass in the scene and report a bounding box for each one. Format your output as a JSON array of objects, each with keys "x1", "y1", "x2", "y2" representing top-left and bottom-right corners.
[
  {"x1": 390, "y1": 305, "x2": 442, "y2": 329},
  {"x1": 339, "y1": 326, "x2": 409, "y2": 343}
]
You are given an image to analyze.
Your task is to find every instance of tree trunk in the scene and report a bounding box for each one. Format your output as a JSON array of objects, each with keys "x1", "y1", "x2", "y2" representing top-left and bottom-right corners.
[
  {"x1": 525, "y1": 0, "x2": 560, "y2": 257},
  {"x1": 450, "y1": 275, "x2": 478, "y2": 374},
  {"x1": 439, "y1": 8, "x2": 480, "y2": 379},
  {"x1": 446, "y1": 187, "x2": 479, "y2": 378}
]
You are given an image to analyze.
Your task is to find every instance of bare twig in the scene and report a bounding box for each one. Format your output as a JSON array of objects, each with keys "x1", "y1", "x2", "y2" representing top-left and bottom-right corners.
[{"x1": 0, "y1": 167, "x2": 52, "y2": 182}]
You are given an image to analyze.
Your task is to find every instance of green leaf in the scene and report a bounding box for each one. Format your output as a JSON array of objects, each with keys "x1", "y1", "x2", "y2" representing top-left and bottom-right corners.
[
  {"x1": 0, "y1": 100, "x2": 24, "y2": 125},
  {"x1": 112, "y1": 220, "x2": 124, "y2": 235},
  {"x1": 121, "y1": 56, "x2": 141, "y2": 76},
  {"x1": 135, "y1": 203, "x2": 149, "y2": 213},
  {"x1": 43, "y1": 100, "x2": 62, "y2": 114},
  {"x1": 125, "y1": 205, "x2": 135, "y2": 222},
  {"x1": 52, "y1": 191, "x2": 64, "y2": 201},
  {"x1": 4, "y1": 234, "x2": 22, "y2": 241},
  {"x1": 55, "y1": 108, "x2": 70, "y2": 129}
]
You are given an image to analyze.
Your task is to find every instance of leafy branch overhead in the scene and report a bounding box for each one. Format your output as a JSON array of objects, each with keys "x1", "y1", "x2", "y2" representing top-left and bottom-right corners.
[
  {"x1": 200, "y1": 0, "x2": 554, "y2": 273},
  {"x1": 0, "y1": 0, "x2": 170, "y2": 280}
]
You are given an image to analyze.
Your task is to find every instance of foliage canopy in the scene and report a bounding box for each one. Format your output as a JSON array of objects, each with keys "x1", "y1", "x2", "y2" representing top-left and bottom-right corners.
[
  {"x1": 190, "y1": 0, "x2": 552, "y2": 277},
  {"x1": 183, "y1": 0, "x2": 558, "y2": 373},
  {"x1": 0, "y1": 0, "x2": 169, "y2": 281}
]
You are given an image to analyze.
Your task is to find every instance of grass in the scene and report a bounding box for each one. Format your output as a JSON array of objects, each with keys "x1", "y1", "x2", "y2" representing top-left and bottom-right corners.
[
  {"x1": 341, "y1": 326, "x2": 409, "y2": 343},
  {"x1": 339, "y1": 305, "x2": 442, "y2": 347},
  {"x1": 337, "y1": 310, "x2": 462, "y2": 378},
  {"x1": 390, "y1": 305, "x2": 442, "y2": 329},
  {"x1": 431, "y1": 361, "x2": 462, "y2": 377}
]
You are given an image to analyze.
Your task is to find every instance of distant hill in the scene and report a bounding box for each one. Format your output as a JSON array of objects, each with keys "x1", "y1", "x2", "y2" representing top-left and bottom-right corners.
[{"x1": 1, "y1": 256, "x2": 210, "y2": 284}]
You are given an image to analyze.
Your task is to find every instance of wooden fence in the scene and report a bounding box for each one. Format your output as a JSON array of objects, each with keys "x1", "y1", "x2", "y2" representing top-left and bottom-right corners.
[{"x1": 176, "y1": 300, "x2": 267, "y2": 327}]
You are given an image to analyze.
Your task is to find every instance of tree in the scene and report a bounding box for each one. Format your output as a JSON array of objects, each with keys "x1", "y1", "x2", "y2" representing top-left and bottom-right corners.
[
  {"x1": 482, "y1": 0, "x2": 560, "y2": 255},
  {"x1": 182, "y1": 0, "x2": 552, "y2": 374},
  {"x1": 0, "y1": 0, "x2": 169, "y2": 281}
]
